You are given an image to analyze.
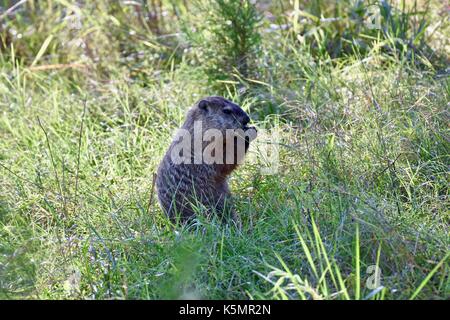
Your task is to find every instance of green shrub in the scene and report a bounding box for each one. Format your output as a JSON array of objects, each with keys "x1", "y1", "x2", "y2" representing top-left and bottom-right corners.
[
  {"x1": 183, "y1": 0, "x2": 262, "y2": 83},
  {"x1": 287, "y1": 0, "x2": 446, "y2": 67}
]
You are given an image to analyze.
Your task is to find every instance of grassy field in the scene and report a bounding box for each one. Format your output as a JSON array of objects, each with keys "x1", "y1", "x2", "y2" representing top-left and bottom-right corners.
[{"x1": 0, "y1": 0, "x2": 449, "y2": 299}]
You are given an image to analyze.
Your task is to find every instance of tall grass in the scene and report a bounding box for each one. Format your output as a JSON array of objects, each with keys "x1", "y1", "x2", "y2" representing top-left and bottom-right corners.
[{"x1": 0, "y1": 0, "x2": 449, "y2": 299}]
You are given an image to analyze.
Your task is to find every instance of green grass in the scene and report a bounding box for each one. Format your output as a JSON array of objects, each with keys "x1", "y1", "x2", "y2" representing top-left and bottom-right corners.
[{"x1": 0, "y1": 0, "x2": 449, "y2": 299}]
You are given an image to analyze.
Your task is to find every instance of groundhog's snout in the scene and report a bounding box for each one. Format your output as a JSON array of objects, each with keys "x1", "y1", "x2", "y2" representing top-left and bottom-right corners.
[
  {"x1": 243, "y1": 124, "x2": 256, "y2": 132},
  {"x1": 243, "y1": 117, "x2": 257, "y2": 144},
  {"x1": 242, "y1": 114, "x2": 250, "y2": 126},
  {"x1": 241, "y1": 112, "x2": 257, "y2": 139},
  {"x1": 241, "y1": 113, "x2": 255, "y2": 131},
  {"x1": 242, "y1": 115, "x2": 256, "y2": 131}
]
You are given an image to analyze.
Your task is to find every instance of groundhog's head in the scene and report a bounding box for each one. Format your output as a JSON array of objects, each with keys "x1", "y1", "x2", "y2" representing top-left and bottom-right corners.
[
  {"x1": 177, "y1": 96, "x2": 257, "y2": 166},
  {"x1": 192, "y1": 96, "x2": 254, "y2": 132}
]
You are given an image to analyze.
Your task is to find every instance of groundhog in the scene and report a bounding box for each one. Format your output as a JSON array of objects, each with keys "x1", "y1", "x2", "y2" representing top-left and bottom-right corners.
[{"x1": 156, "y1": 96, "x2": 257, "y2": 223}]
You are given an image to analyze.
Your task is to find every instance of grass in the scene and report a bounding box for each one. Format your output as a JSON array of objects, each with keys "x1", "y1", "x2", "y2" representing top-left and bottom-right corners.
[{"x1": 0, "y1": 0, "x2": 449, "y2": 299}]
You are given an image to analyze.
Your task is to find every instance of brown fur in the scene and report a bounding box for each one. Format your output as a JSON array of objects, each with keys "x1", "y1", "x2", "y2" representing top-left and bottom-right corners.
[{"x1": 156, "y1": 96, "x2": 256, "y2": 223}]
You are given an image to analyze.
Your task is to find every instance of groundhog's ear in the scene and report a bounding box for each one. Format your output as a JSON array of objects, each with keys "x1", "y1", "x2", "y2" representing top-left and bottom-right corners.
[{"x1": 198, "y1": 99, "x2": 209, "y2": 111}]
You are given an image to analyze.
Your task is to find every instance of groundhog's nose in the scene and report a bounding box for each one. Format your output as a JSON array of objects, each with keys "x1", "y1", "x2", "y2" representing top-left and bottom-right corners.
[{"x1": 242, "y1": 114, "x2": 250, "y2": 126}]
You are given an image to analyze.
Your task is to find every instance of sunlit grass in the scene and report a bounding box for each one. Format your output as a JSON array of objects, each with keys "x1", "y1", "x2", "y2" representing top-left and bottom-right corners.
[{"x1": 0, "y1": 0, "x2": 448, "y2": 300}]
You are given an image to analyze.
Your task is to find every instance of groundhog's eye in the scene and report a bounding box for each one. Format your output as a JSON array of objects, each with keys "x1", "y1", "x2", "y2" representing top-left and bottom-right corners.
[{"x1": 223, "y1": 108, "x2": 232, "y2": 115}]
